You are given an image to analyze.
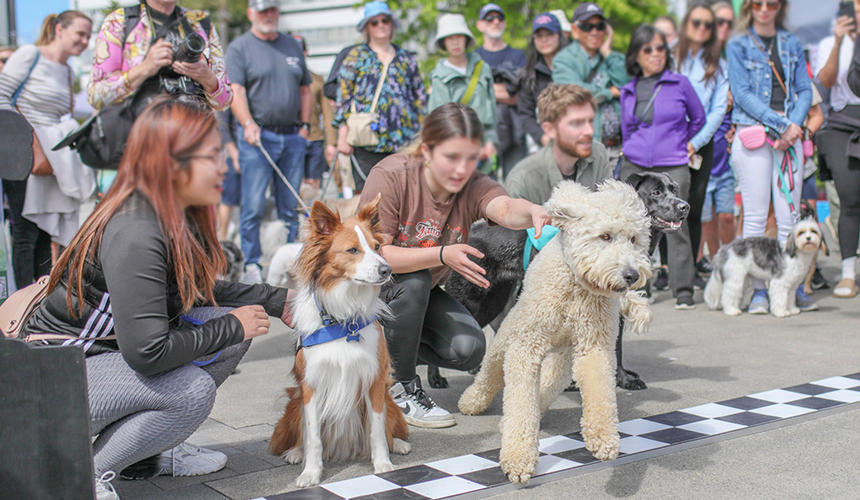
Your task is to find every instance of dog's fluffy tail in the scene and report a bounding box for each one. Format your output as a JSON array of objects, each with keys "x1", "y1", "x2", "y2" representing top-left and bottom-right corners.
[{"x1": 703, "y1": 249, "x2": 726, "y2": 310}]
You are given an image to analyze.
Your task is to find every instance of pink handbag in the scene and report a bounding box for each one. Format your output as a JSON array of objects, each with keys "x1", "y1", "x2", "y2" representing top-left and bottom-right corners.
[{"x1": 737, "y1": 125, "x2": 768, "y2": 149}]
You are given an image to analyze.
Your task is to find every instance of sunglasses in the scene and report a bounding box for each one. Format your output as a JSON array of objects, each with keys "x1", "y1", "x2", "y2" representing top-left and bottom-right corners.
[
  {"x1": 716, "y1": 17, "x2": 733, "y2": 27},
  {"x1": 691, "y1": 19, "x2": 714, "y2": 30},
  {"x1": 641, "y1": 44, "x2": 667, "y2": 55},
  {"x1": 578, "y1": 21, "x2": 607, "y2": 32},
  {"x1": 369, "y1": 17, "x2": 392, "y2": 27},
  {"x1": 484, "y1": 14, "x2": 505, "y2": 23},
  {"x1": 751, "y1": 1, "x2": 781, "y2": 12}
]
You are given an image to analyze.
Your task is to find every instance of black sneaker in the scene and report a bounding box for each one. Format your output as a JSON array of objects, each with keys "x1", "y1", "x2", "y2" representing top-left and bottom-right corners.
[
  {"x1": 811, "y1": 268, "x2": 829, "y2": 290},
  {"x1": 696, "y1": 257, "x2": 714, "y2": 274},
  {"x1": 389, "y1": 376, "x2": 455, "y2": 428},
  {"x1": 694, "y1": 274, "x2": 706, "y2": 290},
  {"x1": 654, "y1": 268, "x2": 669, "y2": 291},
  {"x1": 674, "y1": 293, "x2": 696, "y2": 310}
]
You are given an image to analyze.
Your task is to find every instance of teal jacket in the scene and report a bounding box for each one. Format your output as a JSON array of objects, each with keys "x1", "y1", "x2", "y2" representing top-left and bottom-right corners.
[
  {"x1": 552, "y1": 41, "x2": 630, "y2": 142},
  {"x1": 428, "y1": 52, "x2": 498, "y2": 144}
]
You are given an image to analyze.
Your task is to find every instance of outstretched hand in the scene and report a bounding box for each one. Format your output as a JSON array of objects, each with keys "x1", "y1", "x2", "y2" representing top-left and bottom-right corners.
[
  {"x1": 530, "y1": 205, "x2": 552, "y2": 239},
  {"x1": 442, "y1": 244, "x2": 489, "y2": 289}
]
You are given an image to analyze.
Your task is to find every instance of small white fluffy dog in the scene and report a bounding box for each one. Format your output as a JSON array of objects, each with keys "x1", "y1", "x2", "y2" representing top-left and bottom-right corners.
[
  {"x1": 458, "y1": 180, "x2": 653, "y2": 484},
  {"x1": 704, "y1": 217, "x2": 823, "y2": 317}
]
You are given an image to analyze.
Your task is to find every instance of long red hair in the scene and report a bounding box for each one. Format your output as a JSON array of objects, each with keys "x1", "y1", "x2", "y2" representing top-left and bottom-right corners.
[{"x1": 50, "y1": 97, "x2": 225, "y2": 317}]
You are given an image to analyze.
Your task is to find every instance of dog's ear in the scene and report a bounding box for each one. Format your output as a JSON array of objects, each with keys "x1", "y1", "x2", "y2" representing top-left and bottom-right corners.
[
  {"x1": 784, "y1": 230, "x2": 797, "y2": 258},
  {"x1": 310, "y1": 200, "x2": 341, "y2": 236},
  {"x1": 357, "y1": 193, "x2": 382, "y2": 229},
  {"x1": 624, "y1": 173, "x2": 645, "y2": 188},
  {"x1": 545, "y1": 181, "x2": 589, "y2": 223}
]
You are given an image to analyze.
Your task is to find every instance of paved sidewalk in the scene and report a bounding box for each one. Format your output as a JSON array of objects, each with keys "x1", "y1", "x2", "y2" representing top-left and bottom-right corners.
[{"x1": 114, "y1": 255, "x2": 860, "y2": 499}]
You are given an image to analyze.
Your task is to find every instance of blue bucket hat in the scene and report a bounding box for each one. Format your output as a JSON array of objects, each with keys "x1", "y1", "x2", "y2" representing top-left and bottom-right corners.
[
  {"x1": 357, "y1": 1, "x2": 396, "y2": 32},
  {"x1": 532, "y1": 12, "x2": 561, "y2": 34}
]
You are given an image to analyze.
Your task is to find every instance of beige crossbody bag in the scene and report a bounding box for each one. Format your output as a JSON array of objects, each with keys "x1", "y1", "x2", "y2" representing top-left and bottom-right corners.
[{"x1": 346, "y1": 58, "x2": 392, "y2": 148}]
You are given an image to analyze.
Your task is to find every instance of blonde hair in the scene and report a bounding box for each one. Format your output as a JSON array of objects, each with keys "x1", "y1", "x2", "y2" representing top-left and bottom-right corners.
[
  {"x1": 35, "y1": 11, "x2": 92, "y2": 46},
  {"x1": 736, "y1": 0, "x2": 787, "y2": 33}
]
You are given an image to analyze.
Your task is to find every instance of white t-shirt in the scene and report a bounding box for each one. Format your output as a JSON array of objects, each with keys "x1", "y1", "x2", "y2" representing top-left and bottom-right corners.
[{"x1": 816, "y1": 35, "x2": 860, "y2": 111}]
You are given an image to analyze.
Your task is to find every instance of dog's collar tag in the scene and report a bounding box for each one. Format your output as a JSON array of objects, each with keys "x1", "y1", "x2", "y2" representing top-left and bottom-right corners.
[{"x1": 301, "y1": 314, "x2": 376, "y2": 348}]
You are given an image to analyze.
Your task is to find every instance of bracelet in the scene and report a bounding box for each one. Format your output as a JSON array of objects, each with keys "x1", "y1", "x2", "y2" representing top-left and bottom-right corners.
[{"x1": 439, "y1": 245, "x2": 445, "y2": 266}]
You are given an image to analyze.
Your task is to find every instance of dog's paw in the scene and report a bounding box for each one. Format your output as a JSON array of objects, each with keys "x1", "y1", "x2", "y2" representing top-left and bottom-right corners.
[
  {"x1": 295, "y1": 467, "x2": 322, "y2": 488},
  {"x1": 616, "y1": 368, "x2": 647, "y2": 390},
  {"x1": 584, "y1": 432, "x2": 620, "y2": 461},
  {"x1": 391, "y1": 438, "x2": 411, "y2": 455},
  {"x1": 771, "y1": 308, "x2": 790, "y2": 318},
  {"x1": 373, "y1": 461, "x2": 395, "y2": 474},
  {"x1": 790, "y1": 308, "x2": 800, "y2": 315},
  {"x1": 723, "y1": 307, "x2": 742, "y2": 316},
  {"x1": 281, "y1": 447, "x2": 303, "y2": 464},
  {"x1": 458, "y1": 386, "x2": 489, "y2": 415},
  {"x1": 427, "y1": 365, "x2": 449, "y2": 388},
  {"x1": 499, "y1": 454, "x2": 537, "y2": 484}
]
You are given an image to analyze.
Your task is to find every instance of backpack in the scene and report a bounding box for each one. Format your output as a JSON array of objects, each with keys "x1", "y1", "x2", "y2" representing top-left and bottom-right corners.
[{"x1": 53, "y1": 5, "x2": 211, "y2": 170}]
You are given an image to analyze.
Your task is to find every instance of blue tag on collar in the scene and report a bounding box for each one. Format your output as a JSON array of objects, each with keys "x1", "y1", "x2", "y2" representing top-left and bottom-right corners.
[{"x1": 523, "y1": 225, "x2": 560, "y2": 271}]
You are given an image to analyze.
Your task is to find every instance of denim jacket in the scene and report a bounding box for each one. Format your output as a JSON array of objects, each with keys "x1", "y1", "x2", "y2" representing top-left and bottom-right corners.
[{"x1": 726, "y1": 28, "x2": 812, "y2": 133}]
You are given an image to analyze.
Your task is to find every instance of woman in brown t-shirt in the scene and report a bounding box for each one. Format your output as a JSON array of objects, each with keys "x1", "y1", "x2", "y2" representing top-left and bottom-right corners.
[{"x1": 359, "y1": 103, "x2": 550, "y2": 429}]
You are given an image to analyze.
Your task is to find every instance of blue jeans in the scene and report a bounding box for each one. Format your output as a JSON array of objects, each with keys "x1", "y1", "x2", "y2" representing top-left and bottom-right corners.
[{"x1": 238, "y1": 127, "x2": 307, "y2": 265}]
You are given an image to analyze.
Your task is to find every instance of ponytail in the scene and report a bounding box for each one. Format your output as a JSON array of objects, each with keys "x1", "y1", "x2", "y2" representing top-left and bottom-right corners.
[{"x1": 34, "y1": 10, "x2": 92, "y2": 46}]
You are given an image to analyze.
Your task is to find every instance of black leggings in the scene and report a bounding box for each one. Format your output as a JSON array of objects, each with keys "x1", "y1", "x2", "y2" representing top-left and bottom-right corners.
[
  {"x1": 2, "y1": 179, "x2": 52, "y2": 287},
  {"x1": 381, "y1": 270, "x2": 486, "y2": 382},
  {"x1": 818, "y1": 110, "x2": 860, "y2": 258},
  {"x1": 351, "y1": 148, "x2": 392, "y2": 192},
  {"x1": 688, "y1": 140, "x2": 715, "y2": 259}
]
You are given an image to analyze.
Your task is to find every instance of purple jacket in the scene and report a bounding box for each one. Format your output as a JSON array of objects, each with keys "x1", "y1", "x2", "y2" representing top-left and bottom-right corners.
[{"x1": 620, "y1": 71, "x2": 706, "y2": 167}]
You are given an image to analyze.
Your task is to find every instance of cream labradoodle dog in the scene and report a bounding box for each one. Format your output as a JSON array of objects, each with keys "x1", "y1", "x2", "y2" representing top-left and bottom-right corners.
[{"x1": 458, "y1": 180, "x2": 653, "y2": 484}]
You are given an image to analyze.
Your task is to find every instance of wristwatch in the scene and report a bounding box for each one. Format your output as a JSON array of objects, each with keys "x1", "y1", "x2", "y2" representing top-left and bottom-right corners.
[{"x1": 300, "y1": 122, "x2": 310, "y2": 132}]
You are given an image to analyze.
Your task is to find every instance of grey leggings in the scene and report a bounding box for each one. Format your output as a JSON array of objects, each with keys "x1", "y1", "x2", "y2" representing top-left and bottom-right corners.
[{"x1": 87, "y1": 340, "x2": 250, "y2": 476}]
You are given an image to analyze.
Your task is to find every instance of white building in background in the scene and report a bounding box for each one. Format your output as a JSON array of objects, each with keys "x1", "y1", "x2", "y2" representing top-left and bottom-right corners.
[{"x1": 279, "y1": 0, "x2": 364, "y2": 77}]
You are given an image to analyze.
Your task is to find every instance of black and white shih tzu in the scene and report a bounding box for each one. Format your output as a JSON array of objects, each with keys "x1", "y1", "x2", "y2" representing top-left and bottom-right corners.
[
  {"x1": 219, "y1": 240, "x2": 245, "y2": 282},
  {"x1": 704, "y1": 217, "x2": 823, "y2": 317}
]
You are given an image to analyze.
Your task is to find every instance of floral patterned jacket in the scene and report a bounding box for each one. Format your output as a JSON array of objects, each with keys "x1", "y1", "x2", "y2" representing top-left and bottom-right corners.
[
  {"x1": 88, "y1": 7, "x2": 232, "y2": 111},
  {"x1": 334, "y1": 44, "x2": 427, "y2": 153}
]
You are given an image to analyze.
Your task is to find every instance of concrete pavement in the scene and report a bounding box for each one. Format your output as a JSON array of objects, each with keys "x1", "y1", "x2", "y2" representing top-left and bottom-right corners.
[{"x1": 113, "y1": 252, "x2": 860, "y2": 499}]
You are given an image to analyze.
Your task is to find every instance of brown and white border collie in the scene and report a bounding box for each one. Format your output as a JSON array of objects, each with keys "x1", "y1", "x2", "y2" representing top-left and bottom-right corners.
[{"x1": 269, "y1": 196, "x2": 410, "y2": 487}]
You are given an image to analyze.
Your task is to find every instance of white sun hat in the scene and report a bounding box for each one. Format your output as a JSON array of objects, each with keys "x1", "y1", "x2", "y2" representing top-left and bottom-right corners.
[{"x1": 434, "y1": 13, "x2": 475, "y2": 51}]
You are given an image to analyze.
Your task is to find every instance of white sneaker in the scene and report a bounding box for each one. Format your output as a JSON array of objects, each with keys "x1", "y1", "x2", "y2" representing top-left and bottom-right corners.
[
  {"x1": 158, "y1": 442, "x2": 228, "y2": 477},
  {"x1": 390, "y1": 376, "x2": 456, "y2": 429},
  {"x1": 241, "y1": 263, "x2": 263, "y2": 284},
  {"x1": 95, "y1": 471, "x2": 120, "y2": 500}
]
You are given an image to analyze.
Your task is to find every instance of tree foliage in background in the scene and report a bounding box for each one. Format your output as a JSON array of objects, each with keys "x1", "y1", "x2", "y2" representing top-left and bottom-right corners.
[
  {"x1": 388, "y1": 0, "x2": 667, "y2": 76},
  {"x1": 100, "y1": 1, "x2": 251, "y2": 43}
]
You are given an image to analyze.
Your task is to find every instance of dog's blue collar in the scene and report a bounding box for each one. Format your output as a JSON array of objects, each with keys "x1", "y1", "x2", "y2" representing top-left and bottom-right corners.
[
  {"x1": 300, "y1": 295, "x2": 375, "y2": 348},
  {"x1": 523, "y1": 225, "x2": 560, "y2": 271}
]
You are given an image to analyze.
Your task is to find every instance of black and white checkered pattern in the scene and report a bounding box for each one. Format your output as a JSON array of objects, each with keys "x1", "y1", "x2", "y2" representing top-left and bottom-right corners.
[{"x1": 260, "y1": 373, "x2": 860, "y2": 500}]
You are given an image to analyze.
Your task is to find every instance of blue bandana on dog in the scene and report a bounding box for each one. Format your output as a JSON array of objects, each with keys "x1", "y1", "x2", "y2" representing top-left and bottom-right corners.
[{"x1": 523, "y1": 225, "x2": 560, "y2": 271}]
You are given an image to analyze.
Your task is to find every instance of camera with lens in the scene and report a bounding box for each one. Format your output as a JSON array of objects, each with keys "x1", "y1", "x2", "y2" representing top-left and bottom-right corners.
[{"x1": 161, "y1": 29, "x2": 206, "y2": 63}]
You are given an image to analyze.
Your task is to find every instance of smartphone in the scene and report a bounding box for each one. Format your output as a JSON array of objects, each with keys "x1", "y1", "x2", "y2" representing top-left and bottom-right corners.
[
  {"x1": 690, "y1": 154, "x2": 703, "y2": 171},
  {"x1": 838, "y1": 0, "x2": 855, "y2": 21}
]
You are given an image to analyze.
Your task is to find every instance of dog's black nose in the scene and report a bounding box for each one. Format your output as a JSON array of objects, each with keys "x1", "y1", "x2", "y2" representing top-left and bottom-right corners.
[
  {"x1": 622, "y1": 269, "x2": 640, "y2": 286},
  {"x1": 379, "y1": 263, "x2": 392, "y2": 280},
  {"x1": 677, "y1": 201, "x2": 690, "y2": 214}
]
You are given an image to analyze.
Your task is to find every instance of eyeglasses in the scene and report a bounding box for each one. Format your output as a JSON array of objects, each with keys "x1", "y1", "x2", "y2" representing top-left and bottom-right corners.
[
  {"x1": 691, "y1": 19, "x2": 714, "y2": 30},
  {"x1": 716, "y1": 17, "x2": 733, "y2": 27},
  {"x1": 641, "y1": 45, "x2": 667, "y2": 55},
  {"x1": 484, "y1": 14, "x2": 505, "y2": 23},
  {"x1": 751, "y1": 1, "x2": 781, "y2": 12},
  {"x1": 369, "y1": 17, "x2": 392, "y2": 27},
  {"x1": 578, "y1": 21, "x2": 607, "y2": 32}
]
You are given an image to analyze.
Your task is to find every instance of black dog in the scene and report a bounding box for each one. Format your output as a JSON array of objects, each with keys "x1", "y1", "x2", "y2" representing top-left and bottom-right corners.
[{"x1": 432, "y1": 172, "x2": 689, "y2": 390}]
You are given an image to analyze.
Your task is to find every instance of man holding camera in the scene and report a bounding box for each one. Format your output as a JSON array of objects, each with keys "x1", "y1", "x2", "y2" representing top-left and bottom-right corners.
[
  {"x1": 89, "y1": 0, "x2": 232, "y2": 111},
  {"x1": 227, "y1": 0, "x2": 312, "y2": 284}
]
